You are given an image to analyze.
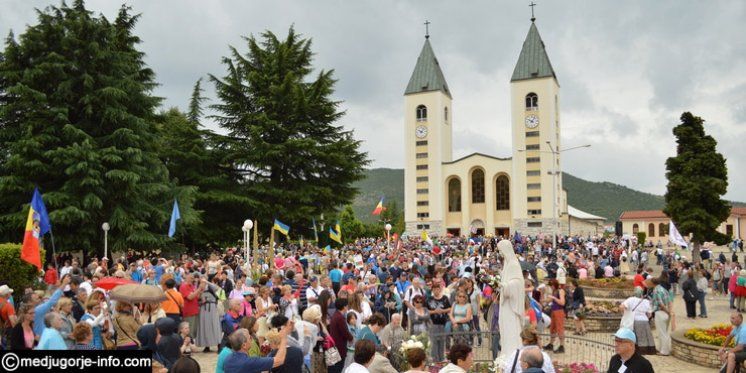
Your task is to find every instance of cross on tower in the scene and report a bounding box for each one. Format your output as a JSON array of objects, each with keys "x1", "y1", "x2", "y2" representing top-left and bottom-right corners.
[
  {"x1": 424, "y1": 20, "x2": 431, "y2": 39},
  {"x1": 529, "y1": 2, "x2": 537, "y2": 22}
]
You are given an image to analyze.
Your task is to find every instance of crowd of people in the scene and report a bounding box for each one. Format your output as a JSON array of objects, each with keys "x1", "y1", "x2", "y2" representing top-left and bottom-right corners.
[{"x1": 0, "y1": 232, "x2": 742, "y2": 373}]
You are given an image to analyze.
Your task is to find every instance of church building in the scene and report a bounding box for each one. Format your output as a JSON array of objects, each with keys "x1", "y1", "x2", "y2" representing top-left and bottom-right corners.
[{"x1": 403, "y1": 19, "x2": 604, "y2": 237}]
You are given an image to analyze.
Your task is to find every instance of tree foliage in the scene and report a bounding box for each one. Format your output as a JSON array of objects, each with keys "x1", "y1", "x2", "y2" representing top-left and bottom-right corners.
[
  {"x1": 0, "y1": 1, "x2": 194, "y2": 255},
  {"x1": 209, "y1": 27, "x2": 368, "y2": 232},
  {"x1": 155, "y1": 107, "x2": 253, "y2": 248},
  {"x1": 664, "y1": 112, "x2": 730, "y2": 261}
]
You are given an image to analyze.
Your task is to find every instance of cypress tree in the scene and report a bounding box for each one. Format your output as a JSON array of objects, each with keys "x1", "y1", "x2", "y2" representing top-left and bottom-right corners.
[
  {"x1": 663, "y1": 112, "x2": 730, "y2": 263},
  {"x1": 0, "y1": 1, "x2": 192, "y2": 256},
  {"x1": 210, "y1": 27, "x2": 368, "y2": 230}
]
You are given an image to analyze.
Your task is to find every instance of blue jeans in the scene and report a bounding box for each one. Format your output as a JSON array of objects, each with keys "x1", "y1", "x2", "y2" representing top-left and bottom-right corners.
[
  {"x1": 698, "y1": 291, "x2": 707, "y2": 316},
  {"x1": 472, "y1": 314, "x2": 482, "y2": 344},
  {"x1": 491, "y1": 331, "x2": 501, "y2": 359}
]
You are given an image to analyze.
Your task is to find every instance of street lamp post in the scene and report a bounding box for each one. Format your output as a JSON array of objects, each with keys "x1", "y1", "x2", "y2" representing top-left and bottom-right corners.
[
  {"x1": 385, "y1": 223, "x2": 392, "y2": 249},
  {"x1": 101, "y1": 222, "x2": 110, "y2": 260},
  {"x1": 243, "y1": 219, "x2": 253, "y2": 266},
  {"x1": 545, "y1": 142, "x2": 591, "y2": 250},
  {"x1": 518, "y1": 143, "x2": 590, "y2": 250}
]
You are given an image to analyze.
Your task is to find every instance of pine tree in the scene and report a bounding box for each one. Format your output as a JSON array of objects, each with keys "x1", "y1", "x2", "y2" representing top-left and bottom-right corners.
[
  {"x1": 0, "y1": 1, "x2": 193, "y2": 255},
  {"x1": 663, "y1": 112, "x2": 730, "y2": 263},
  {"x1": 210, "y1": 27, "x2": 368, "y2": 230},
  {"x1": 155, "y1": 107, "x2": 252, "y2": 248}
]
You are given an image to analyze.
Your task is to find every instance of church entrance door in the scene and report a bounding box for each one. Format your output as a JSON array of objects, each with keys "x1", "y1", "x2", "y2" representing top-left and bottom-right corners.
[
  {"x1": 447, "y1": 228, "x2": 461, "y2": 237},
  {"x1": 495, "y1": 228, "x2": 510, "y2": 237}
]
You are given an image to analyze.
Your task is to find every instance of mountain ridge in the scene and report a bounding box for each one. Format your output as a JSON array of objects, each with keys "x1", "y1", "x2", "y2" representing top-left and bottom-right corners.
[{"x1": 351, "y1": 168, "x2": 742, "y2": 223}]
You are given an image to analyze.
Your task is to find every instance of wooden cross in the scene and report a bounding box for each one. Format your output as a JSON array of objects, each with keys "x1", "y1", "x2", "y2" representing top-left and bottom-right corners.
[
  {"x1": 424, "y1": 20, "x2": 431, "y2": 39},
  {"x1": 529, "y1": 2, "x2": 537, "y2": 22}
]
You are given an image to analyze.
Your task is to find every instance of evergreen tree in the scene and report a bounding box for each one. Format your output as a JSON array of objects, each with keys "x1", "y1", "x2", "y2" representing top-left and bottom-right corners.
[
  {"x1": 0, "y1": 1, "x2": 193, "y2": 256},
  {"x1": 379, "y1": 200, "x2": 405, "y2": 234},
  {"x1": 664, "y1": 112, "x2": 730, "y2": 263},
  {"x1": 339, "y1": 205, "x2": 365, "y2": 242},
  {"x1": 210, "y1": 27, "x2": 368, "y2": 232},
  {"x1": 155, "y1": 107, "x2": 253, "y2": 248},
  {"x1": 187, "y1": 78, "x2": 207, "y2": 124}
]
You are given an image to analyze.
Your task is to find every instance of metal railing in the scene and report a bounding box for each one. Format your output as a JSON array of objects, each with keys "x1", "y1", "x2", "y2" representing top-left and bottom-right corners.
[{"x1": 427, "y1": 331, "x2": 615, "y2": 372}]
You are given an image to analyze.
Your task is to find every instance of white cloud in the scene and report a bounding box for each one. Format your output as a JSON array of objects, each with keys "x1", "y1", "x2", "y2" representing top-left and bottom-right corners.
[{"x1": 2, "y1": 0, "x2": 745, "y2": 201}]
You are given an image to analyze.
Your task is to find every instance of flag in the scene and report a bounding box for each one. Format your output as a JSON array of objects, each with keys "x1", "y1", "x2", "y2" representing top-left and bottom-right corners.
[
  {"x1": 392, "y1": 233, "x2": 399, "y2": 242},
  {"x1": 421, "y1": 229, "x2": 432, "y2": 245},
  {"x1": 329, "y1": 221, "x2": 342, "y2": 244},
  {"x1": 168, "y1": 199, "x2": 181, "y2": 238},
  {"x1": 273, "y1": 219, "x2": 290, "y2": 236},
  {"x1": 21, "y1": 188, "x2": 51, "y2": 270},
  {"x1": 372, "y1": 197, "x2": 386, "y2": 215},
  {"x1": 323, "y1": 245, "x2": 331, "y2": 253},
  {"x1": 669, "y1": 221, "x2": 688, "y2": 247}
]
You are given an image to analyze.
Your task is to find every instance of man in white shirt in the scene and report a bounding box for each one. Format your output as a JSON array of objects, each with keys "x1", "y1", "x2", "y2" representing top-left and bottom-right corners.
[
  {"x1": 305, "y1": 276, "x2": 323, "y2": 305},
  {"x1": 404, "y1": 277, "x2": 424, "y2": 310}
]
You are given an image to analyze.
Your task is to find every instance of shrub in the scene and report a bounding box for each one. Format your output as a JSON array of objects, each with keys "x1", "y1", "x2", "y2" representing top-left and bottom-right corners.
[{"x1": 0, "y1": 243, "x2": 45, "y2": 302}]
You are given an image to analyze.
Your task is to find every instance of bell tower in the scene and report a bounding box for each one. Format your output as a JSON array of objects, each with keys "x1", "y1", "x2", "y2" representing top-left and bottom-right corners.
[
  {"x1": 403, "y1": 31, "x2": 452, "y2": 236},
  {"x1": 510, "y1": 19, "x2": 561, "y2": 235}
]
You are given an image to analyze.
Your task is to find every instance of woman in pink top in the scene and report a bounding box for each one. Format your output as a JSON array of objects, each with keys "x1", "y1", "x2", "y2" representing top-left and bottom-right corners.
[{"x1": 578, "y1": 266, "x2": 588, "y2": 280}]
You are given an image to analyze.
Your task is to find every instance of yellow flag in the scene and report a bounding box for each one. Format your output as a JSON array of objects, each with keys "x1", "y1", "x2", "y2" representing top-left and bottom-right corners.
[{"x1": 421, "y1": 230, "x2": 429, "y2": 241}]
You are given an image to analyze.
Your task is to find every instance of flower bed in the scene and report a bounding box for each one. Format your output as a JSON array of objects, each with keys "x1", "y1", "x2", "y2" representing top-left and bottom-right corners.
[
  {"x1": 580, "y1": 300, "x2": 621, "y2": 317},
  {"x1": 578, "y1": 278, "x2": 634, "y2": 289},
  {"x1": 672, "y1": 328, "x2": 727, "y2": 368},
  {"x1": 683, "y1": 323, "x2": 733, "y2": 347},
  {"x1": 553, "y1": 362, "x2": 600, "y2": 373}
]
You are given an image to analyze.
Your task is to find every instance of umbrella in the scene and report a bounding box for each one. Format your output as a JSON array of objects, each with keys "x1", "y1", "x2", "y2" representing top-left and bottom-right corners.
[
  {"x1": 109, "y1": 284, "x2": 167, "y2": 303},
  {"x1": 94, "y1": 277, "x2": 135, "y2": 290}
]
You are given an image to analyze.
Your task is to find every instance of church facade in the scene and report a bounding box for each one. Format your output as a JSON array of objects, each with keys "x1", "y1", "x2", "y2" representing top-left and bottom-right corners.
[{"x1": 403, "y1": 20, "x2": 603, "y2": 237}]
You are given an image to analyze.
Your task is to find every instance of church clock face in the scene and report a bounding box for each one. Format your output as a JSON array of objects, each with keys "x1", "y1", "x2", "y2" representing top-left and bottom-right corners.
[
  {"x1": 415, "y1": 125, "x2": 428, "y2": 138},
  {"x1": 525, "y1": 115, "x2": 539, "y2": 129}
]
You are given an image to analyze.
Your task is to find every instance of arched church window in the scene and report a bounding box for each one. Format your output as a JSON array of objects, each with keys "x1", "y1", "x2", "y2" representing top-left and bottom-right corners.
[
  {"x1": 632, "y1": 224, "x2": 639, "y2": 234},
  {"x1": 648, "y1": 223, "x2": 655, "y2": 237},
  {"x1": 416, "y1": 105, "x2": 427, "y2": 121},
  {"x1": 525, "y1": 93, "x2": 538, "y2": 110},
  {"x1": 444, "y1": 107, "x2": 448, "y2": 122},
  {"x1": 496, "y1": 175, "x2": 510, "y2": 210},
  {"x1": 659, "y1": 223, "x2": 666, "y2": 236},
  {"x1": 471, "y1": 169, "x2": 485, "y2": 204},
  {"x1": 448, "y1": 178, "x2": 461, "y2": 212}
]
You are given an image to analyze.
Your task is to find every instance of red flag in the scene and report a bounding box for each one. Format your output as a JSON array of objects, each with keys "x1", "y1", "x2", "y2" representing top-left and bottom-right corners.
[
  {"x1": 21, "y1": 206, "x2": 42, "y2": 270},
  {"x1": 372, "y1": 197, "x2": 385, "y2": 215}
]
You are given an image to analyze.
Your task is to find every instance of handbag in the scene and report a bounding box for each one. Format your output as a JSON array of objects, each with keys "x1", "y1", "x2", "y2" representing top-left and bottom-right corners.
[
  {"x1": 620, "y1": 298, "x2": 643, "y2": 330},
  {"x1": 325, "y1": 345, "x2": 342, "y2": 366}
]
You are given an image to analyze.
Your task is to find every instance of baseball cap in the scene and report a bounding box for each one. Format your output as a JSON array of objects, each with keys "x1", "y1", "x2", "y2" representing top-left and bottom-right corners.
[
  {"x1": 0, "y1": 285, "x2": 13, "y2": 296},
  {"x1": 614, "y1": 328, "x2": 636, "y2": 343}
]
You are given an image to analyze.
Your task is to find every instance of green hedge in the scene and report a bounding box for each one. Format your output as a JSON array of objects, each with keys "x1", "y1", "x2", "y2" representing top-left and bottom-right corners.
[{"x1": 0, "y1": 243, "x2": 45, "y2": 302}]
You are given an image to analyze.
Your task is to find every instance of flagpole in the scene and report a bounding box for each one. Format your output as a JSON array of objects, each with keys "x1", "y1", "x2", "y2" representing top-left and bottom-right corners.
[
  {"x1": 268, "y1": 227, "x2": 275, "y2": 270},
  {"x1": 49, "y1": 232, "x2": 58, "y2": 269}
]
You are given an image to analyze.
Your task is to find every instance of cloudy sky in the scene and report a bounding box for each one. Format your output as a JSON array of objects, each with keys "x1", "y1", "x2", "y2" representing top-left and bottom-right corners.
[{"x1": 3, "y1": 0, "x2": 746, "y2": 201}]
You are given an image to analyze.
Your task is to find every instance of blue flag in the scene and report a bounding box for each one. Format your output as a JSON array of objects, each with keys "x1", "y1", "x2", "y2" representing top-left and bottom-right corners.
[
  {"x1": 168, "y1": 199, "x2": 181, "y2": 238},
  {"x1": 31, "y1": 187, "x2": 52, "y2": 236}
]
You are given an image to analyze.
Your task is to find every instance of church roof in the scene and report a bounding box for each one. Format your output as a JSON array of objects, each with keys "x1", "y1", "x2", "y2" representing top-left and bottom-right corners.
[
  {"x1": 404, "y1": 38, "x2": 451, "y2": 98},
  {"x1": 568, "y1": 205, "x2": 606, "y2": 221},
  {"x1": 441, "y1": 152, "x2": 511, "y2": 164},
  {"x1": 511, "y1": 22, "x2": 557, "y2": 83}
]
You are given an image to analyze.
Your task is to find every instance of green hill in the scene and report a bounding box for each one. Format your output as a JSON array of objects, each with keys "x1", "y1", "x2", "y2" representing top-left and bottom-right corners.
[{"x1": 352, "y1": 168, "x2": 741, "y2": 223}]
